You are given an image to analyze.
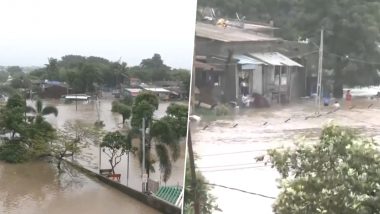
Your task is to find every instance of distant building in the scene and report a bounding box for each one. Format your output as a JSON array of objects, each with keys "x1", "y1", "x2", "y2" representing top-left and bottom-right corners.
[
  {"x1": 129, "y1": 78, "x2": 141, "y2": 88},
  {"x1": 124, "y1": 88, "x2": 143, "y2": 97},
  {"x1": 40, "y1": 80, "x2": 71, "y2": 99},
  {"x1": 139, "y1": 83, "x2": 177, "y2": 100}
]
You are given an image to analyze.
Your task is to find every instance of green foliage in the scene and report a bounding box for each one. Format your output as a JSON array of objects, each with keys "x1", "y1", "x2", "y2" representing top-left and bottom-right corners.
[
  {"x1": 52, "y1": 121, "x2": 98, "y2": 170},
  {"x1": 269, "y1": 125, "x2": 380, "y2": 214},
  {"x1": 0, "y1": 140, "x2": 29, "y2": 163},
  {"x1": 111, "y1": 101, "x2": 131, "y2": 124},
  {"x1": 28, "y1": 54, "x2": 189, "y2": 94},
  {"x1": 10, "y1": 75, "x2": 31, "y2": 89},
  {"x1": 101, "y1": 131, "x2": 132, "y2": 173},
  {"x1": 134, "y1": 92, "x2": 159, "y2": 110},
  {"x1": 131, "y1": 100, "x2": 156, "y2": 128},
  {"x1": 165, "y1": 103, "x2": 189, "y2": 138},
  {"x1": 155, "y1": 143, "x2": 172, "y2": 182},
  {"x1": 26, "y1": 99, "x2": 58, "y2": 124},
  {"x1": 184, "y1": 159, "x2": 221, "y2": 214},
  {"x1": 0, "y1": 94, "x2": 57, "y2": 163},
  {"x1": 0, "y1": 70, "x2": 9, "y2": 83},
  {"x1": 6, "y1": 66, "x2": 23, "y2": 77}
]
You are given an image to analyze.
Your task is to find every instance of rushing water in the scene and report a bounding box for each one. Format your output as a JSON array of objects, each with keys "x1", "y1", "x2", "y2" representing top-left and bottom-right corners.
[
  {"x1": 191, "y1": 96, "x2": 380, "y2": 214},
  {"x1": 0, "y1": 161, "x2": 160, "y2": 214}
]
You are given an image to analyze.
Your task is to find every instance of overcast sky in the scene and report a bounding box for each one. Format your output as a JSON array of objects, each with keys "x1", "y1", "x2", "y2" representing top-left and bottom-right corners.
[{"x1": 0, "y1": 0, "x2": 197, "y2": 69}]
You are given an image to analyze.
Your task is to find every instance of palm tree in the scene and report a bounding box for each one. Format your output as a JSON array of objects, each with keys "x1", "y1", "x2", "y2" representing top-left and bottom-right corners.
[{"x1": 26, "y1": 99, "x2": 58, "y2": 123}]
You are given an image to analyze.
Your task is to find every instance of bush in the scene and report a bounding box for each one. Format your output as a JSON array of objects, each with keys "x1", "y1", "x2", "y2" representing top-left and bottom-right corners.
[
  {"x1": 269, "y1": 125, "x2": 380, "y2": 214},
  {"x1": 214, "y1": 104, "x2": 230, "y2": 116},
  {"x1": 0, "y1": 141, "x2": 29, "y2": 163}
]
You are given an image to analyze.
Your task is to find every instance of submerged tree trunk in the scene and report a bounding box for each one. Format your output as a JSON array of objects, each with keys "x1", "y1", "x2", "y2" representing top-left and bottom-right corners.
[{"x1": 109, "y1": 159, "x2": 115, "y2": 174}]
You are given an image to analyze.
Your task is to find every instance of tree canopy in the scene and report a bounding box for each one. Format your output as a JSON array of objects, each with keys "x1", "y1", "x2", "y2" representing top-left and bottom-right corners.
[
  {"x1": 269, "y1": 124, "x2": 380, "y2": 213},
  {"x1": 28, "y1": 54, "x2": 190, "y2": 94}
]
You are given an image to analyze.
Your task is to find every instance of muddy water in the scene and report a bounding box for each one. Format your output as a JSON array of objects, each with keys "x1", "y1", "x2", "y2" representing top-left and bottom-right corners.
[
  {"x1": 0, "y1": 161, "x2": 160, "y2": 214},
  {"x1": 0, "y1": 96, "x2": 186, "y2": 213},
  {"x1": 192, "y1": 97, "x2": 380, "y2": 214},
  {"x1": 40, "y1": 97, "x2": 186, "y2": 191}
]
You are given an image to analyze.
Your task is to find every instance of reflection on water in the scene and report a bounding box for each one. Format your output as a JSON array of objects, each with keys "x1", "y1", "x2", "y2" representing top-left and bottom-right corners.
[
  {"x1": 0, "y1": 161, "x2": 160, "y2": 214},
  {"x1": 192, "y1": 98, "x2": 380, "y2": 214}
]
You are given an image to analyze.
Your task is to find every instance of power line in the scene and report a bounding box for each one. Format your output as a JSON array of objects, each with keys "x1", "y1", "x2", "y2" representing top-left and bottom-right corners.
[
  {"x1": 204, "y1": 182, "x2": 276, "y2": 199},
  {"x1": 200, "y1": 149, "x2": 272, "y2": 157},
  {"x1": 199, "y1": 164, "x2": 272, "y2": 173},
  {"x1": 325, "y1": 52, "x2": 380, "y2": 66},
  {"x1": 198, "y1": 162, "x2": 266, "y2": 169}
]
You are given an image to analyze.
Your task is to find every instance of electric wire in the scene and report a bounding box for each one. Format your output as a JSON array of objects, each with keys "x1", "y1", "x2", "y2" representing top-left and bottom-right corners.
[{"x1": 203, "y1": 182, "x2": 276, "y2": 199}]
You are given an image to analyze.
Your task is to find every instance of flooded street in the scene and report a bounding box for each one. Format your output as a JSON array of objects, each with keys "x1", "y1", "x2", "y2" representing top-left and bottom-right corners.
[
  {"x1": 42, "y1": 96, "x2": 186, "y2": 191},
  {"x1": 0, "y1": 161, "x2": 160, "y2": 214},
  {"x1": 0, "y1": 95, "x2": 186, "y2": 213},
  {"x1": 191, "y1": 97, "x2": 380, "y2": 214}
]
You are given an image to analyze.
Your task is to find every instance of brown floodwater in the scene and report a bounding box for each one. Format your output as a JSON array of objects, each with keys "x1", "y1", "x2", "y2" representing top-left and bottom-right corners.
[
  {"x1": 41, "y1": 97, "x2": 186, "y2": 191},
  {"x1": 0, "y1": 94, "x2": 186, "y2": 213},
  {"x1": 0, "y1": 161, "x2": 160, "y2": 214},
  {"x1": 191, "y1": 97, "x2": 380, "y2": 214}
]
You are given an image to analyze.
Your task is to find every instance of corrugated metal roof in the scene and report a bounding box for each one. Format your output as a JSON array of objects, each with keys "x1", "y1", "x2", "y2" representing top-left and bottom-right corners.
[
  {"x1": 196, "y1": 22, "x2": 279, "y2": 42},
  {"x1": 154, "y1": 186, "x2": 182, "y2": 205},
  {"x1": 248, "y1": 52, "x2": 303, "y2": 67},
  {"x1": 234, "y1": 54, "x2": 266, "y2": 65},
  {"x1": 235, "y1": 54, "x2": 266, "y2": 70}
]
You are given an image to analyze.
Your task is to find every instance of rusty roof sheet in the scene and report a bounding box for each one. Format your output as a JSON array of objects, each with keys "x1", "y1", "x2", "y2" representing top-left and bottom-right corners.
[{"x1": 196, "y1": 22, "x2": 279, "y2": 42}]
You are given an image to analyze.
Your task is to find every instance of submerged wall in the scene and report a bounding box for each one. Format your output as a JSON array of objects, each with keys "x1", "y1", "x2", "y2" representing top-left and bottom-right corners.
[{"x1": 64, "y1": 160, "x2": 181, "y2": 214}]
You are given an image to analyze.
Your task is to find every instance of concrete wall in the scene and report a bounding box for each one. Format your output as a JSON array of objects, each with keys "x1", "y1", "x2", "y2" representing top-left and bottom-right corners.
[{"x1": 64, "y1": 160, "x2": 181, "y2": 214}]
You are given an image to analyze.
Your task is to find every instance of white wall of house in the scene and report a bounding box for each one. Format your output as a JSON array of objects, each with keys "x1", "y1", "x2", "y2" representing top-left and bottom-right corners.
[{"x1": 251, "y1": 67, "x2": 263, "y2": 94}]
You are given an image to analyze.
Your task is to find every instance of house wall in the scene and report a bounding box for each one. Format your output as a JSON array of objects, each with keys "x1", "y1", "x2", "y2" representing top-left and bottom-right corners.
[
  {"x1": 41, "y1": 85, "x2": 69, "y2": 99},
  {"x1": 290, "y1": 68, "x2": 306, "y2": 100},
  {"x1": 252, "y1": 67, "x2": 263, "y2": 94}
]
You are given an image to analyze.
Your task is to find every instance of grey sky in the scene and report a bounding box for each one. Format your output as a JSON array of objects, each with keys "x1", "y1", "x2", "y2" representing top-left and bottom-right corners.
[{"x1": 0, "y1": 0, "x2": 197, "y2": 69}]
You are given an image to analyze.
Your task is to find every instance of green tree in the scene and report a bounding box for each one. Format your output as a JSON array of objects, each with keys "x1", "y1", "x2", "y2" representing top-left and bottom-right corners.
[
  {"x1": 184, "y1": 159, "x2": 221, "y2": 214},
  {"x1": 128, "y1": 92, "x2": 185, "y2": 182},
  {"x1": 46, "y1": 58, "x2": 59, "y2": 80},
  {"x1": 111, "y1": 101, "x2": 131, "y2": 124},
  {"x1": 52, "y1": 121, "x2": 96, "y2": 170},
  {"x1": 101, "y1": 131, "x2": 132, "y2": 174},
  {"x1": 0, "y1": 94, "x2": 56, "y2": 162},
  {"x1": 269, "y1": 124, "x2": 380, "y2": 213},
  {"x1": 26, "y1": 99, "x2": 58, "y2": 123},
  {"x1": 6, "y1": 66, "x2": 23, "y2": 78}
]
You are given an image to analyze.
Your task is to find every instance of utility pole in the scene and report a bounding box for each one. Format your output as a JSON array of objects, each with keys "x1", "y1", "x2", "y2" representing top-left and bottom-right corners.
[
  {"x1": 316, "y1": 28, "x2": 324, "y2": 114},
  {"x1": 127, "y1": 151, "x2": 130, "y2": 187},
  {"x1": 142, "y1": 117, "x2": 147, "y2": 193},
  {"x1": 187, "y1": 128, "x2": 200, "y2": 214}
]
